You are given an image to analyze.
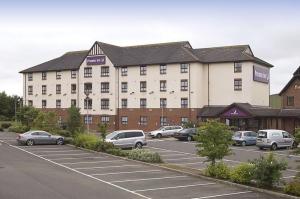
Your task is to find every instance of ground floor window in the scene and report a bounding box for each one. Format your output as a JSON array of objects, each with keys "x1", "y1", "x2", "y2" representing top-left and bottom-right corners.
[
  {"x1": 181, "y1": 117, "x2": 189, "y2": 125},
  {"x1": 160, "y1": 116, "x2": 167, "y2": 126},
  {"x1": 84, "y1": 115, "x2": 92, "y2": 124},
  {"x1": 139, "y1": 116, "x2": 147, "y2": 126},
  {"x1": 101, "y1": 116, "x2": 110, "y2": 124},
  {"x1": 121, "y1": 116, "x2": 128, "y2": 125}
]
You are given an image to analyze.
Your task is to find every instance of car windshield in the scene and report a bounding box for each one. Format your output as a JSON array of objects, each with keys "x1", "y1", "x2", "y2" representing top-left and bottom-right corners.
[
  {"x1": 158, "y1": 127, "x2": 165, "y2": 130},
  {"x1": 257, "y1": 131, "x2": 267, "y2": 138},
  {"x1": 234, "y1": 132, "x2": 242, "y2": 137},
  {"x1": 106, "y1": 131, "x2": 119, "y2": 139}
]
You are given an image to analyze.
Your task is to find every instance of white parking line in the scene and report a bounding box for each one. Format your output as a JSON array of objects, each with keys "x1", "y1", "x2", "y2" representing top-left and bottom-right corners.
[
  {"x1": 75, "y1": 164, "x2": 140, "y2": 170},
  {"x1": 41, "y1": 153, "x2": 91, "y2": 157},
  {"x1": 282, "y1": 176, "x2": 295, "y2": 179},
  {"x1": 165, "y1": 157, "x2": 205, "y2": 161},
  {"x1": 91, "y1": 170, "x2": 162, "y2": 176},
  {"x1": 62, "y1": 160, "x2": 124, "y2": 165},
  {"x1": 160, "y1": 154, "x2": 189, "y2": 157},
  {"x1": 191, "y1": 191, "x2": 252, "y2": 199},
  {"x1": 134, "y1": 182, "x2": 215, "y2": 192},
  {"x1": 111, "y1": 175, "x2": 188, "y2": 183},
  {"x1": 50, "y1": 156, "x2": 108, "y2": 161},
  {"x1": 8, "y1": 144, "x2": 150, "y2": 199},
  {"x1": 35, "y1": 150, "x2": 81, "y2": 153},
  {"x1": 19, "y1": 147, "x2": 69, "y2": 150}
]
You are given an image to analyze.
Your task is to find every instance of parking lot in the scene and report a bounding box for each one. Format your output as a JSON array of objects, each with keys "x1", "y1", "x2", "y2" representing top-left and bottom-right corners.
[
  {"x1": 146, "y1": 137, "x2": 300, "y2": 182},
  {"x1": 0, "y1": 132, "x2": 285, "y2": 199}
]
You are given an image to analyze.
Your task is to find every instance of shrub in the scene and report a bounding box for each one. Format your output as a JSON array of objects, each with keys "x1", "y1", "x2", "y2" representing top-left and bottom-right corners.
[
  {"x1": 8, "y1": 122, "x2": 29, "y2": 133},
  {"x1": 63, "y1": 137, "x2": 73, "y2": 144},
  {"x1": 66, "y1": 106, "x2": 83, "y2": 136},
  {"x1": 98, "y1": 123, "x2": 108, "y2": 140},
  {"x1": 204, "y1": 162, "x2": 231, "y2": 179},
  {"x1": 126, "y1": 149, "x2": 163, "y2": 163},
  {"x1": 1, "y1": 122, "x2": 11, "y2": 129},
  {"x1": 56, "y1": 129, "x2": 72, "y2": 137},
  {"x1": 0, "y1": 127, "x2": 3, "y2": 132},
  {"x1": 72, "y1": 133, "x2": 100, "y2": 150},
  {"x1": 106, "y1": 148, "x2": 129, "y2": 157},
  {"x1": 284, "y1": 180, "x2": 300, "y2": 196},
  {"x1": 230, "y1": 163, "x2": 255, "y2": 184},
  {"x1": 95, "y1": 141, "x2": 115, "y2": 152},
  {"x1": 251, "y1": 153, "x2": 287, "y2": 188}
]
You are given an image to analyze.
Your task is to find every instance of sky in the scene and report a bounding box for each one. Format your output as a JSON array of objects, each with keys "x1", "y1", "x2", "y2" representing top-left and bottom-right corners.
[{"x1": 0, "y1": 0, "x2": 300, "y2": 96}]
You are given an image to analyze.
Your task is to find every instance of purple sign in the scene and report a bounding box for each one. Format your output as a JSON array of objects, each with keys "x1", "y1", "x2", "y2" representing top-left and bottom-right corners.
[
  {"x1": 222, "y1": 107, "x2": 249, "y2": 117},
  {"x1": 86, "y1": 56, "x2": 106, "y2": 65},
  {"x1": 253, "y1": 65, "x2": 269, "y2": 84}
]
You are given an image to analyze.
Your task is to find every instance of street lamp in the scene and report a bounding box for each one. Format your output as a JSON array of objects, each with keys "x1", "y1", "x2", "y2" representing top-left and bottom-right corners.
[{"x1": 84, "y1": 90, "x2": 90, "y2": 134}]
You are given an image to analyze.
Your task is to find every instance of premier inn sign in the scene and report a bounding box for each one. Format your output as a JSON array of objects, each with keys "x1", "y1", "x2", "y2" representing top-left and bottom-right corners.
[
  {"x1": 253, "y1": 65, "x2": 269, "y2": 84},
  {"x1": 86, "y1": 55, "x2": 106, "y2": 65}
]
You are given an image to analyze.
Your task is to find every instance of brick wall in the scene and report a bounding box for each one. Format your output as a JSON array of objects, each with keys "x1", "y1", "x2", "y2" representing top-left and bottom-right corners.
[{"x1": 281, "y1": 78, "x2": 300, "y2": 108}]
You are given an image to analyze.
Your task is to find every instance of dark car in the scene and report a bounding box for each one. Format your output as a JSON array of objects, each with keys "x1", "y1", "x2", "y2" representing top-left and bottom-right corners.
[{"x1": 174, "y1": 128, "x2": 197, "y2": 141}]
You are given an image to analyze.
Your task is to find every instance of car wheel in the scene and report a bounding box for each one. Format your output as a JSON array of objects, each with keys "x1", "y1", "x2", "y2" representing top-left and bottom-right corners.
[
  {"x1": 187, "y1": 136, "x2": 192, "y2": 142},
  {"x1": 135, "y1": 142, "x2": 143, "y2": 149},
  {"x1": 156, "y1": 133, "x2": 162, "y2": 139},
  {"x1": 271, "y1": 143, "x2": 277, "y2": 151},
  {"x1": 56, "y1": 138, "x2": 64, "y2": 145},
  {"x1": 26, "y1": 139, "x2": 34, "y2": 146},
  {"x1": 241, "y1": 141, "x2": 246, "y2": 147}
]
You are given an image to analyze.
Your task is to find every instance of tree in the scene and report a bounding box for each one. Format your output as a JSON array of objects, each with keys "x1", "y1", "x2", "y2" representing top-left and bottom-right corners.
[
  {"x1": 16, "y1": 106, "x2": 39, "y2": 128},
  {"x1": 0, "y1": 91, "x2": 22, "y2": 120},
  {"x1": 98, "y1": 123, "x2": 108, "y2": 140},
  {"x1": 66, "y1": 106, "x2": 83, "y2": 136},
  {"x1": 33, "y1": 111, "x2": 60, "y2": 133},
  {"x1": 194, "y1": 120, "x2": 233, "y2": 166}
]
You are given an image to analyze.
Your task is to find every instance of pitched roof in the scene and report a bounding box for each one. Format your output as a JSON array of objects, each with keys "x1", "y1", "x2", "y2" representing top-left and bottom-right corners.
[
  {"x1": 279, "y1": 66, "x2": 300, "y2": 95},
  {"x1": 20, "y1": 41, "x2": 273, "y2": 73},
  {"x1": 20, "y1": 50, "x2": 89, "y2": 73}
]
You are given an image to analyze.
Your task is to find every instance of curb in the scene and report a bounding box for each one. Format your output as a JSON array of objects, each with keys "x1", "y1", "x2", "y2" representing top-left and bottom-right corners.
[{"x1": 67, "y1": 144, "x2": 300, "y2": 199}]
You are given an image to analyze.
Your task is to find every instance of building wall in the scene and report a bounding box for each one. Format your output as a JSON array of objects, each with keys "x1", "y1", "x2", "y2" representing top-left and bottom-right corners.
[{"x1": 281, "y1": 78, "x2": 300, "y2": 109}]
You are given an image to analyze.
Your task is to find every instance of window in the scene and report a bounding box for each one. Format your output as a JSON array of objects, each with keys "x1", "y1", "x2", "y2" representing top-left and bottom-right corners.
[
  {"x1": 160, "y1": 117, "x2": 167, "y2": 126},
  {"x1": 42, "y1": 85, "x2": 47, "y2": 95},
  {"x1": 181, "y1": 117, "x2": 189, "y2": 125},
  {"x1": 42, "y1": 72, "x2": 47, "y2": 80},
  {"x1": 71, "y1": 99, "x2": 76, "y2": 106},
  {"x1": 56, "y1": 84, "x2": 61, "y2": 94},
  {"x1": 101, "y1": 66, "x2": 109, "y2": 77},
  {"x1": 282, "y1": 131, "x2": 291, "y2": 138},
  {"x1": 56, "y1": 71, "x2": 61, "y2": 79},
  {"x1": 121, "y1": 116, "x2": 128, "y2": 125},
  {"x1": 126, "y1": 131, "x2": 143, "y2": 137},
  {"x1": 234, "y1": 62, "x2": 242, "y2": 73},
  {"x1": 84, "y1": 83, "x2": 92, "y2": 94},
  {"x1": 28, "y1": 73, "x2": 33, "y2": 81},
  {"x1": 160, "y1": 80, "x2": 167, "y2": 92},
  {"x1": 160, "y1": 64, "x2": 167, "y2": 74},
  {"x1": 181, "y1": 63, "x2": 189, "y2": 73},
  {"x1": 140, "y1": 116, "x2": 147, "y2": 126},
  {"x1": 287, "y1": 96, "x2": 294, "y2": 106},
  {"x1": 28, "y1": 100, "x2": 33, "y2": 106},
  {"x1": 101, "y1": 82, "x2": 109, "y2": 93},
  {"x1": 71, "y1": 84, "x2": 76, "y2": 94},
  {"x1": 160, "y1": 98, "x2": 167, "y2": 108},
  {"x1": 56, "y1": 100, "x2": 61, "y2": 108},
  {"x1": 84, "y1": 115, "x2": 92, "y2": 124},
  {"x1": 121, "y1": 82, "x2": 128, "y2": 93},
  {"x1": 181, "y1": 98, "x2": 188, "y2": 108},
  {"x1": 84, "y1": 98, "x2": 92, "y2": 109},
  {"x1": 28, "y1": 86, "x2": 33, "y2": 95},
  {"x1": 71, "y1": 70, "x2": 77, "y2": 78},
  {"x1": 181, "y1": 79, "x2": 188, "y2": 91},
  {"x1": 121, "y1": 99, "x2": 128, "y2": 108},
  {"x1": 121, "y1": 67, "x2": 128, "y2": 76},
  {"x1": 101, "y1": 116, "x2": 110, "y2": 124},
  {"x1": 140, "y1": 81, "x2": 147, "y2": 92},
  {"x1": 234, "y1": 79, "x2": 242, "y2": 91},
  {"x1": 101, "y1": 99, "x2": 109, "y2": 110},
  {"x1": 140, "y1": 65, "x2": 147, "y2": 75},
  {"x1": 42, "y1": 100, "x2": 47, "y2": 108},
  {"x1": 140, "y1": 98, "x2": 147, "y2": 108},
  {"x1": 84, "y1": 67, "x2": 92, "y2": 78}
]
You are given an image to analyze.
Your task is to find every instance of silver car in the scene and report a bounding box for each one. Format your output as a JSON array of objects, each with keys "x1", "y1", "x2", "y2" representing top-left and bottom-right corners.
[
  {"x1": 17, "y1": 131, "x2": 64, "y2": 146},
  {"x1": 232, "y1": 131, "x2": 257, "y2": 146},
  {"x1": 149, "y1": 126, "x2": 183, "y2": 138},
  {"x1": 105, "y1": 130, "x2": 147, "y2": 149},
  {"x1": 256, "y1": 129, "x2": 297, "y2": 150}
]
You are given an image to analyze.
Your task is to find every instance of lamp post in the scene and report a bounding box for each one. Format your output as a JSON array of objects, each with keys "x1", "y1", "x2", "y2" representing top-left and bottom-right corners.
[{"x1": 84, "y1": 91, "x2": 90, "y2": 134}]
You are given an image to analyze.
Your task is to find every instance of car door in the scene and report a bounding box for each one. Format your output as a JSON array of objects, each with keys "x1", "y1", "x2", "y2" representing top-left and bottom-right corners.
[
  {"x1": 250, "y1": 131, "x2": 257, "y2": 145},
  {"x1": 163, "y1": 127, "x2": 172, "y2": 136},
  {"x1": 31, "y1": 132, "x2": 41, "y2": 144},
  {"x1": 113, "y1": 132, "x2": 127, "y2": 148},
  {"x1": 38, "y1": 132, "x2": 52, "y2": 144},
  {"x1": 125, "y1": 132, "x2": 137, "y2": 148},
  {"x1": 282, "y1": 131, "x2": 293, "y2": 147}
]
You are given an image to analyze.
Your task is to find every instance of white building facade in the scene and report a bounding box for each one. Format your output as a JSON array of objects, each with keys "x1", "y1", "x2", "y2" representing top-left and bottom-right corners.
[{"x1": 21, "y1": 41, "x2": 272, "y2": 131}]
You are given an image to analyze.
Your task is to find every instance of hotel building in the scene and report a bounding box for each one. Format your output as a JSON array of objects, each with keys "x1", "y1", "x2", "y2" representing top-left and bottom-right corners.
[{"x1": 20, "y1": 41, "x2": 273, "y2": 131}]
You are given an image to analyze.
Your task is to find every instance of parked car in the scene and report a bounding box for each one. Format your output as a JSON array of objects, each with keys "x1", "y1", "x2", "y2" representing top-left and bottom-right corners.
[
  {"x1": 232, "y1": 131, "x2": 257, "y2": 146},
  {"x1": 149, "y1": 126, "x2": 183, "y2": 138},
  {"x1": 17, "y1": 131, "x2": 64, "y2": 146},
  {"x1": 105, "y1": 130, "x2": 147, "y2": 149},
  {"x1": 174, "y1": 128, "x2": 197, "y2": 141},
  {"x1": 256, "y1": 129, "x2": 297, "y2": 150}
]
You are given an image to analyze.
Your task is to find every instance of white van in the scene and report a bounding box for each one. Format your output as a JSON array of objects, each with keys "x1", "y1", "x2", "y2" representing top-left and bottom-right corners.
[
  {"x1": 105, "y1": 130, "x2": 147, "y2": 149},
  {"x1": 256, "y1": 129, "x2": 297, "y2": 150}
]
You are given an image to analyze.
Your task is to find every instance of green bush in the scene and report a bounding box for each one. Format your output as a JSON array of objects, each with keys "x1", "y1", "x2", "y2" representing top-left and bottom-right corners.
[
  {"x1": 230, "y1": 163, "x2": 255, "y2": 184},
  {"x1": 284, "y1": 180, "x2": 300, "y2": 196},
  {"x1": 1, "y1": 122, "x2": 11, "y2": 129},
  {"x1": 251, "y1": 153, "x2": 287, "y2": 188},
  {"x1": 72, "y1": 133, "x2": 100, "y2": 150},
  {"x1": 8, "y1": 122, "x2": 29, "y2": 133},
  {"x1": 95, "y1": 141, "x2": 115, "y2": 152},
  {"x1": 106, "y1": 148, "x2": 129, "y2": 157},
  {"x1": 56, "y1": 129, "x2": 72, "y2": 137},
  {"x1": 126, "y1": 149, "x2": 163, "y2": 163},
  {"x1": 63, "y1": 137, "x2": 73, "y2": 144},
  {"x1": 204, "y1": 162, "x2": 231, "y2": 179}
]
